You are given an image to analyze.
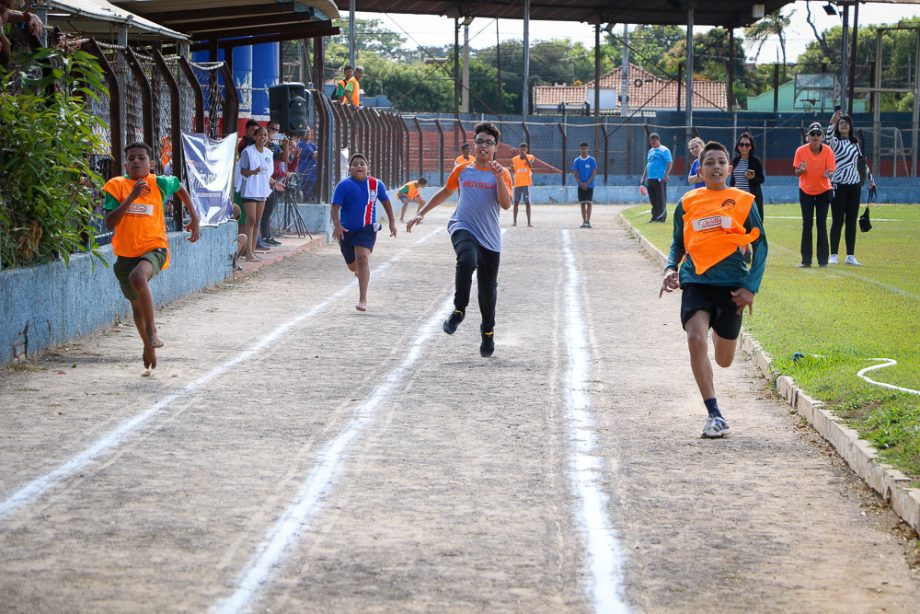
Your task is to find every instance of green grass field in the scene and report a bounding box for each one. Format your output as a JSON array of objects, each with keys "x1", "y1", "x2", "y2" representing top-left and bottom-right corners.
[{"x1": 622, "y1": 202, "x2": 920, "y2": 483}]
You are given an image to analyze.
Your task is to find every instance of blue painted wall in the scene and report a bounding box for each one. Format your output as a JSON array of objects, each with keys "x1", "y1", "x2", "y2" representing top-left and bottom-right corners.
[{"x1": 1, "y1": 223, "x2": 237, "y2": 363}]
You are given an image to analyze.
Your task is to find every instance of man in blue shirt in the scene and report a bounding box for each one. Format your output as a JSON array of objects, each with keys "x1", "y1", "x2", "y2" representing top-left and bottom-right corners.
[
  {"x1": 571, "y1": 142, "x2": 598, "y2": 228},
  {"x1": 331, "y1": 153, "x2": 397, "y2": 312},
  {"x1": 640, "y1": 132, "x2": 673, "y2": 223}
]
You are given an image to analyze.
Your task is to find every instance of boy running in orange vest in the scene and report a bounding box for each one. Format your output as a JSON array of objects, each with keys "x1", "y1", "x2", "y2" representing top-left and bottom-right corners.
[
  {"x1": 659, "y1": 141, "x2": 768, "y2": 438},
  {"x1": 104, "y1": 142, "x2": 201, "y2": 374}
]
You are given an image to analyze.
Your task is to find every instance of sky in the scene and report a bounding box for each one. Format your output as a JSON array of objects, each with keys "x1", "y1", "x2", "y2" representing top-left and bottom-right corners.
[{"x1": 354, "y1": 1, "x2": 920, "y2": 65}]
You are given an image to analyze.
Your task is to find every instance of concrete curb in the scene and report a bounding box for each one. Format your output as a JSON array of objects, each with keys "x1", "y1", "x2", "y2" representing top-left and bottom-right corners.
[
  {"x1": 233, "y1": 235, "x2": 327, "y2": 279},
  {"x1": 617, "y1": 213, "x2": 920, "y2": 534}
]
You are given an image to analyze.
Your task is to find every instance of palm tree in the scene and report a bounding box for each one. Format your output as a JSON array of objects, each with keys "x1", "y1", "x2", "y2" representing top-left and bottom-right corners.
[{"x1": 745, "y1": 8, "x2": 795, "y2": 80}]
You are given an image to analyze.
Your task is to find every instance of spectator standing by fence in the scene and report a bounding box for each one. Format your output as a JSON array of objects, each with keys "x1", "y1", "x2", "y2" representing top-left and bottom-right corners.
[
  {"x1": 687, "y1": 137, "x2": 705, "y2": 189},
  {"x1": 794, "y1": 122, "x2": 836, "y2": 268},
  {"x1": 342, "y1": 65, "x2": 362, "y2": 107},
  {"x1": 572, "y1": 142, "x2": 597, "y2": 228},
  {"x1": 826, "y1": 111, "x2": 875, "y2": 266},
  {"x1": 333, "y1": 65, "x2": 352, "y2": 103},
  {"x1": 512, "y1": 143, "x2": 535, "y2": 227},
  {"x1": 296, "y1": 128, "x2": 318, "y2": 202},
  {"x1": 641, "y1": 132, "x2": 672, "y2": 223},
  {"x1": 239, "y1": 127, "x2": 274, "y2": 262},
  {"x1": 730, "y1": 132, "x2": 766, "y2": 221}
]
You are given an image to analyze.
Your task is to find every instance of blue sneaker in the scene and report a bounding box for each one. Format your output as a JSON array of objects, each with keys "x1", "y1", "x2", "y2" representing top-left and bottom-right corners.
[
  {"x1": 701, "y1": 416, "x2": 731, "y2": 438},
  {"x1": 480, "y1": 329, "x2": 495, "y2": 358}
]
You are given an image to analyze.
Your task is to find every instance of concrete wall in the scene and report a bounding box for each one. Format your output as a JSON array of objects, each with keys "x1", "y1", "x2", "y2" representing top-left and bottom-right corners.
[{"x1": 0, "y1": 223, "x2": 237, "y2": 363}]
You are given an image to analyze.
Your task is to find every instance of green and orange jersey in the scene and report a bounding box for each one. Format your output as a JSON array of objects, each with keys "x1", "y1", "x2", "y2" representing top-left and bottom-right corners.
[
  {"x1": 665, "y1": 186, "x2": 768, "y2": 293},
  {"x1": 454, "y1": 154, "x2": 474, "y2": 166},
  {"x1": 343, "y1": 76, "x2": 360, "y2": 106},
  {"x1": 398, "y1": 181, "x2": 420, "y2": 199},
  {"x1": 511, "y1": 154, "x2": 535, "y2": 187},
  {"x1": 103, "y1": 174, "x2": 181, "y2": 268}
]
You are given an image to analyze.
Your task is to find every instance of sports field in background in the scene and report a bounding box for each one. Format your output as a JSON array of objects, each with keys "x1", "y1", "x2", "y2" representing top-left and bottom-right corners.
[{"x1": 622, "y1": 202, "x2": 920, "y2": 483}]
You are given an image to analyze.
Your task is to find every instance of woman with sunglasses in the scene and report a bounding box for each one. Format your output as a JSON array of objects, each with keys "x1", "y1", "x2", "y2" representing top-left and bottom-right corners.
[
  {"x1": 730, "y1": 133, "x2": 765, "y2": 221},
  {"x1": 826, "y1": 110, "x2": 875, "y2": 265},
  {"x1": 793, "y1": 122, "x2": 836, "y2": 268}
]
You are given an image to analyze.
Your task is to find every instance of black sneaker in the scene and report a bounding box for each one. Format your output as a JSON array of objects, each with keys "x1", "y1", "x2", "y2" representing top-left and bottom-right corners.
[
  {"x1": 265, "y1": 238, "x2": 282, "y2": 246},
  {"x1": 442, "y1": 310, "x2": 464, "y2": 335},
  {"x1": 480, "y1": 329, "x2": 495, "y2": 357}
]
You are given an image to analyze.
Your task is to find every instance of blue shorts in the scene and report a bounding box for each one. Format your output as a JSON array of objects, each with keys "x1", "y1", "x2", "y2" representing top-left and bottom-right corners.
[{"x1": 339, "y1": 223, "x2": 378, "y2": 264}]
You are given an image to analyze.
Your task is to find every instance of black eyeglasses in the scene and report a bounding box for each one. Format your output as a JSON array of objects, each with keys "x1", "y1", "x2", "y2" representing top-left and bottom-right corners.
[
  {"x1": 737, "y1": 142, "x2": 752, "y2": 147},
  {"x1": 474, "y1": 138, "x2": 496, "y2": 146},
  {"x1": 808, "y1": 132, "x2": 822, "y2": 137}
]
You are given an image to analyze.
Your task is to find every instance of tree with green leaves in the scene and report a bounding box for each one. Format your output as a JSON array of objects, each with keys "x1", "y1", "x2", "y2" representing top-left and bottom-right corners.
[{"x1": 745, "y1": 8, "x2": 795, "y2": 80}]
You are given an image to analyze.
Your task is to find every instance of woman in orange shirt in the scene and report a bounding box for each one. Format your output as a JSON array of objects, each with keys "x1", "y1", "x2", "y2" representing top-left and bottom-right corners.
[{"x1": 792, "y1": 122, "x2": 836, "y2": 268}]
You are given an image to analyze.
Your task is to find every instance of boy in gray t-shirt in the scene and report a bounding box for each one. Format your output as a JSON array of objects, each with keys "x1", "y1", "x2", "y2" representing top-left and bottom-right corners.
[{"x1": 407, "y1": 121, "x2": 512, "y2": 357}]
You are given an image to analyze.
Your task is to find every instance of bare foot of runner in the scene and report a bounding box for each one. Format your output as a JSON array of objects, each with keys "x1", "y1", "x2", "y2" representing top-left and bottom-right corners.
[
  {"x1": 148, "y1": 332, "x2": 164, "y2": 349},
  {"x1": 355, "y1": 302, "x2": 367, "y2": 312}
]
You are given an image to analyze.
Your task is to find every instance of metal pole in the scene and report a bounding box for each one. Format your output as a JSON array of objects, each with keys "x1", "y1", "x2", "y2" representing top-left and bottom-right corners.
[
  {"x1": 727, "y1": 29, "x2": 735, "y2": 112},
  {"x1": 348, "y1": 0, "x2": 356, "y2": 67},
  {"x1": 840, "y1": 4, "x2": 849, "y2": 109},
  {"x1": 621, "y1": 24, "x2": 629, "y2": 115},
  {"x1": 913, "y1": 29, "x2": 920, "y2": 176},
  {"x1": 847, "y1": 1, "x2": 860, "y2": 115},
  {"x1": 685, "y1": 4, "x2": 694, "y2": 145},
  {"x1": 594, "y1": 23, "x2": 601, "y2": 118},
  {"x1": 873, "y1": 30, "x2": 882, "y2": 175},
  {"x1": 454, "y1": 18, "x2": 460, "y2": 118},
  {"x1": 522, "y1": 0, "x2": 530, "y2": 119},
  {"x1": 496, "y1": 20, "x2": 503, "y2": 117},
  {"x1": 462, "y1": 19, "x2": 472, "y2": 113}
]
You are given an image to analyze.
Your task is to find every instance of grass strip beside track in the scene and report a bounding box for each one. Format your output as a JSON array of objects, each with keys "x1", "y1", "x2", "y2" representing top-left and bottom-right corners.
[{"x1": 622, "y1": 202, "x2": 920, "y2": 484}]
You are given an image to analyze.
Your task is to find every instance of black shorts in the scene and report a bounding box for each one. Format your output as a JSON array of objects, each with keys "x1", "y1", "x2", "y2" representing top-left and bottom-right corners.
[
  {"x1": 680, "y1": 284, "x2": 743, "y2": 340},
  {"x1": 577, "y1": 187, "x2": 594, "y2": 202},
  {"x1": 513, "y1": 186, "x2": 530, "y2": 205}
]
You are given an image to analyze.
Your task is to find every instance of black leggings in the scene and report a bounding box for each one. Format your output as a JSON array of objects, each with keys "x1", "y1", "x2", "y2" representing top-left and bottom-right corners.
[
  {"x1": 451, "y1": 229, "x2": 500, "y2": 332},
  {"x1": 830, "y1": 183, "x2": 861, "y2": 256}
]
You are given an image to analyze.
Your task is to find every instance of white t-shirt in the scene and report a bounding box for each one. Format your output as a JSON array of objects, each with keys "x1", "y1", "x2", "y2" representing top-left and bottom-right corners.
[{"x1": 239, "y1": 144, "x2": 273, "y2": 200}]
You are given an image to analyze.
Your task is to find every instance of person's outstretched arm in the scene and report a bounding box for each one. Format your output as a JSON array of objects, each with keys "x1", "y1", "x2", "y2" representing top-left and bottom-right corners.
[{"x1": 176, "y1": 186, "x2": 201, "y2": 242}]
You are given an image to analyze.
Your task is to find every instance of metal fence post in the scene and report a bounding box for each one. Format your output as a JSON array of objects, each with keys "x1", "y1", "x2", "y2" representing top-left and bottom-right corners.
[
  {"x1": 414, "y1": 117, "x2": 423, "y2": 179},
  {"x1": 558, "y1": 122, "x2": 567, "y2": 187},
  {"x1": 436, "y1": 118, "x2": 445, "y2": 185},
  {"x1": 123, "y1": 47, "x2": 154, "y2": 147},
  {"x1": 85, "y1": 39, "x2": 122, "y2": 166}
]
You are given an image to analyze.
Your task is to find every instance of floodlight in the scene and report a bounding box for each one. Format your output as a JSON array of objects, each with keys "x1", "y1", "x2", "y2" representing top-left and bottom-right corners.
[{"x1": 823, "y1": 3, "x2": 838, "y2": 16}]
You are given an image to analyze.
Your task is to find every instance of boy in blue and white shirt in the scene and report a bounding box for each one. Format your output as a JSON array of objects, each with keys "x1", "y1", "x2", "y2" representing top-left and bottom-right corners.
[{"x1": 331, "y1": 153, "x2": 397, "y2": 312}]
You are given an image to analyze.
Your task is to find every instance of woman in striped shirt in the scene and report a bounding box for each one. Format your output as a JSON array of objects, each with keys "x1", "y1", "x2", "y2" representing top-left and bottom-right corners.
[
  {"x1": 730, "y1": 132, "x2": 766, "y2": 221},
  {"x1": 826, "y1": 111, "x2": 875, "y2": 265}
]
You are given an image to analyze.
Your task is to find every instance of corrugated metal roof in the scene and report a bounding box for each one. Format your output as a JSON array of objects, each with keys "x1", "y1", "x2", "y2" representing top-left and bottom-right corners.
[{"x1": 42, "y1": 0, "x2": 188, "y2": 39}]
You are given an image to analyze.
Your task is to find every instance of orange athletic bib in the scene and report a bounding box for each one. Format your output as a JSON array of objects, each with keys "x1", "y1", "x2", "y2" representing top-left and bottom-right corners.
[
  {"x1": 104, "y1": 175, "x2": 170, "y2": 269},
  {"x1": 681, "y1": 187, "x2": 760, "y2": 274}
]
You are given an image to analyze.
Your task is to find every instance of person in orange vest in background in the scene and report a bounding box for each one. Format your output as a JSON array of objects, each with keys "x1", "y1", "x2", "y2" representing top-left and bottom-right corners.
[
  {"x1": 334, "y1": 65, "x2": 352, "y2": 104},
  {"x1": 342, "y1": 65, "x2": 362, "y2": 107},
  {"x1": 511, "y1": 142, "x2": 535, "y2": 227},
  {"x1": 659, "y1": 141, "x2": 767, "y2": 439},
  {"x1": 454, "y1": 143, "x2": 473, "y2": 166},
  {"x1": 396, "y1": 177, "x2": 428, "y2": 222}
]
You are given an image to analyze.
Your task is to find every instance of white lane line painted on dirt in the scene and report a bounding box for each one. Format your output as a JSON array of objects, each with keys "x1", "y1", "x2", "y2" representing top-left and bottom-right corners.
[
  {"x1": 0, "y1": 229, "x2": 443, "y2": 523},
  {"x1": 561, "y1": 230, "x2": 630, "y2": 614},
  {"x1": 858, "y1": 358, "x2": 920, "y2": 395},
  {"x1": 213, "y1": 293, "x2": 456, "y2": 614}
]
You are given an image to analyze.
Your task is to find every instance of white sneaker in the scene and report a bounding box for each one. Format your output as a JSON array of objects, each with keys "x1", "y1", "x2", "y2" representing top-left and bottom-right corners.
[
  {"x1": 845, "y1": 255, "x2": 861, "y2": 266},
  {"x1": 828, "y1": 254, "x2": 838, "y2": 264}
]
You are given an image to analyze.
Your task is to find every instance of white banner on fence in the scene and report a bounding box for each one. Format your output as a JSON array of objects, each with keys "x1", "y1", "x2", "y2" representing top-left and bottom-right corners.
[{"x1": 181, "y1": 131, "x2": 237, "y2": 226}]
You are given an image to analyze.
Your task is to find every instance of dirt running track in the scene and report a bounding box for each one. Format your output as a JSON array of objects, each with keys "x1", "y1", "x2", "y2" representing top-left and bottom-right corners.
[{"x1": 1, "y1": 205, "x2": 918, "y2": 613}]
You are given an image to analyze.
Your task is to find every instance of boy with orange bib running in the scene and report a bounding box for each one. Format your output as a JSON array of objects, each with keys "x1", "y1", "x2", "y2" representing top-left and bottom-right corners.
[
  {"x1": 104, "y1": 141, "x2": 200, "y2": 373},
  {"x1": 659, "y1": 141, "x2": 768, "y2": 438}
]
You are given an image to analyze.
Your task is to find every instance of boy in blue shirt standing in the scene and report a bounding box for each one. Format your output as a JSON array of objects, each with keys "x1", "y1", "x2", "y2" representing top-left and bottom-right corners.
[
  {"x1": 571, "y1": 142, "x2": 597, "y2": 228},
  {"x1": 660, "y1": 141, "x2": 768, "y2": 438},
  {"x1": 331, "y1": 153, "x2": 397, "y2": 312}
]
